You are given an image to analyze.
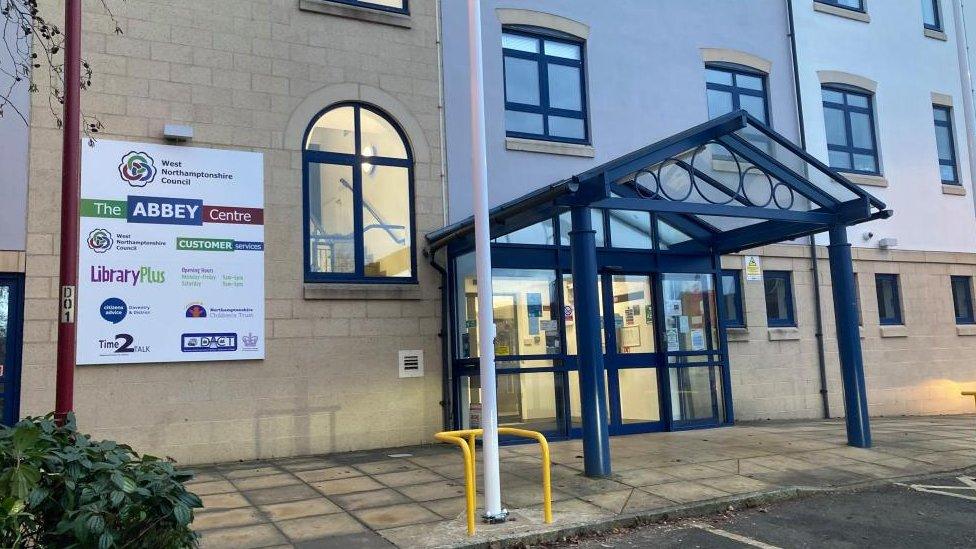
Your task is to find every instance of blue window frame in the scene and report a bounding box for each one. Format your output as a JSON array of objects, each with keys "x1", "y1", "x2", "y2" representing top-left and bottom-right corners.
[
  {"x1": 933, "y1": 105, "x2": 958, "y2": 184},
  {"x1": 720, "y1": 270, "x2": 745, "y2": 328},
  {"x1": 822, "y1": 85, "x2": 880, "y2": 175},
  {"x1": 951, "y1": 276, "x2": 974, "y2": 324},
  {"x1": 303, "y1": 102, "x2": 416, "y2": 283},
  {"x1": 816, "y1": 0, "x2": 865, "y2": 12},
  {"x1": 705, "y1": 65, "x2": 769, "y2": 125},
  {"x1": 875, "y1": 274, "x2": 903, "y2": 325},
  {"x1": 326, "y1": 0, "x2": 408, "y2": 15},
  {"x1": 764, "y1": 270, "x2": 795, "y2": 327},
  {"x1": 922, "y1": 0, "x2": 942, "y2": 31},
  {"x1": 502, "y1": 28, "x2": 588, "y2": 144}
]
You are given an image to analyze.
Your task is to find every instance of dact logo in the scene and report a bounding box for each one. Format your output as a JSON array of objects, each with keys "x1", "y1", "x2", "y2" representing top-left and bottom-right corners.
[
  {"x1": 127, "y1": 195, "x2": 203, "y2": 226},
  {"x1": 119, "y1": 151, "x2": 157, "y2": 187},
  {"x1": 87, "y1": 228, "x2": 113, "y2": 253},
  {"x1": 100, "y1": 298, "x2": 127, "y2": 324},
  {"x1": 186, "y1": 303, "x2": 208, "y2": 318},
  {"x1": 181, "y1": 333, "x2": 237, "y2": 353}
]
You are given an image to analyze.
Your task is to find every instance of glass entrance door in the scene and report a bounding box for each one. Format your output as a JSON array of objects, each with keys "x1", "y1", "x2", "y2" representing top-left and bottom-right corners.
[{"x1": 0, "y1": 275, "x2": 24, "y2": 426}]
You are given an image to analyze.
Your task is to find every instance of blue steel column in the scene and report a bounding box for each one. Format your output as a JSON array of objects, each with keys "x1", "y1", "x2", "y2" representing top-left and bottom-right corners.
[
  {"x1": 827, "y1": 225, "x2": 872, "y2": 447},
  {"x1": 569, "y1": 206, "x2": 612, "y2": 476}
]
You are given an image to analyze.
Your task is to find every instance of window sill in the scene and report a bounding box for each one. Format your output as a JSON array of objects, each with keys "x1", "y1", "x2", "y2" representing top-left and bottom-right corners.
[
  {"x1": 726, "y1": 327, "x2": 750, "y2": 342},
  {"x1": 813, "y1": 2, "x2": 870, "y2": 23},
  {"x1": 942, "y1": 184, "x2": 966, "y2": 196},
  {"x1": 879, "y1": 324, "x2": 908, "y2": 338},
  {"x1": 505, "y1": 137, "x2": 595, "y2": 157},
  {"x1": 304, "y1": 282, "x2": 422, "y2": 300},
  {"x1": 844, "y1": 173, "x2": 888, "y2": 188},
  {"x1": 767, "y1": 327, "x2": 800, "y2": 341},
  {"x1": 956, "y1": 324, "x2": 976, "y2": 336},
  {"x1": 924, "y1": 28, "x2": 948, "y2": 41},
  {"x1": 298, "y1": 0, "x2": 411, "y2": 28}
]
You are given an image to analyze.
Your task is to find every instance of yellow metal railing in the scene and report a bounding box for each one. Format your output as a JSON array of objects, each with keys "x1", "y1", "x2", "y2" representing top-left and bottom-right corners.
[{"x1": 433, "y1": 427, "x2": 552, "y2": 535}]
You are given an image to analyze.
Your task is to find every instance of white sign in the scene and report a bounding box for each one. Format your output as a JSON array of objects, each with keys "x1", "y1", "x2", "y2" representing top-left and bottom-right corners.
[
  {"x1": 77, "y1": 140, "x2": 265, "y2": 364},
  {"x1": 744, "y1": 255, "x2": 763, "y2": 281}
]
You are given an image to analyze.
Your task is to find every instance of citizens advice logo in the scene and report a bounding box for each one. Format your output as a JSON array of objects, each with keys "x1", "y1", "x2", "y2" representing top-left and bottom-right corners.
[
  {"x1": 119, "y1": 151, "x2": 157, "y2": 187},
  {"x1": 87, "y1": 228, "x2": 113, "y2": 253}
]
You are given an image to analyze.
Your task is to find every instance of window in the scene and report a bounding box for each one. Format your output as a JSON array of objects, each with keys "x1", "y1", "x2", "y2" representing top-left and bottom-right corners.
[
  {"x1": 822, "y1": 86, "x2": 880, "y2": 175},
  {"x1": 720, "y1": 270, "x2": 745, "y2": 328},
  {"x1": 922, "y1": 0, "x2": 942, "y2": 31},
  {"x1": 326, "y1": 0, "x2": 407, "y2": 14},
  {"x1": 303, "y1": 103, "x2": 414, "y2": 282},
  {"x1": 764, "y1": 271, "x2": 795, "y2": 327},
  {"x1": 875, "y1": 274, "x2": 903, "y2": 325},
  {"x1": 816, "y1": 0, "x2": 864, "y2": 11},
  {"x1": 951, "y1": 276, "x2": 974, "y2": 324},
  {"x1": 705, "y1": 65, "x2": 769, "y2": 124},
  {"x1": 502, "y1": 28, "x2": 588, "y2": 143},
  {"x1": 933, "y1": 105, "x2": 958, "y2": 184}
]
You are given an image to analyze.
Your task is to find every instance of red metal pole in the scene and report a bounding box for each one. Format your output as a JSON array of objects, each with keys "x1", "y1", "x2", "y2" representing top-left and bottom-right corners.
[{"x1": 55, "y1": 0, "x2": 82, "y2": 422}]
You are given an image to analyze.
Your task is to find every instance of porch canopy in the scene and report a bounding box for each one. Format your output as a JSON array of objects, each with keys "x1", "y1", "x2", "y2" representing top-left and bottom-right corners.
[{"x1": 427, "y1": 110, "x2": 889, "y2": 477}]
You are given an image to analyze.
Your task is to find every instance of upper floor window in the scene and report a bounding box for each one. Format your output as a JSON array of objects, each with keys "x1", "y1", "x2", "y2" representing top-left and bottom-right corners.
[
  {"x1": 303, "y1": 103, "x2": 415, "y2": 282},
  {"x1": 764, "y1": 271, "x2": 796, "y2": 327},
  {"x1": 875, "y1": 274, "x2": 903, "y2": 325},
  {"x1": 933, "y1": 105, "x2": 958, "y2": 184},
  {"x1": 502, "y1": 28, "x2": 588, "y2": 144},
  {"x1": 327, "y1": 0, "x2": 407, "y2": 14},
  {"x1": 822, "y1": 85, "x2": 880, "y2": 175},
  {"x1": 720, "y1": 270, "x2": 745, "y2": 328},
  {"x1": 705, "y1": 65, "x2": 769, "y2": 125},
  {"x1": 922, "y1": 0, "x2": 942, "y2": 31},
  {"x1": 817, "y1": 0, "x2": 864, "y2": 11},
  {"x1": 951, "y1": 276, "x2": 974, "y2": 324}
]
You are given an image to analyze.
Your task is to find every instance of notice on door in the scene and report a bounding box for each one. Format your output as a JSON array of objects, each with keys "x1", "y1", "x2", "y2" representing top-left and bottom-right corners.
[{"x1": 76, "y1": 140, "x2": 265, "y2": 364}]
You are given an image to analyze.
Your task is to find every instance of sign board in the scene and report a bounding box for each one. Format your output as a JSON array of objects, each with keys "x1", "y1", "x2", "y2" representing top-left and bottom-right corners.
[
  {"x1": 744, "y1": 255, "x2": 763, "y2": 281},
  {"x1": 77, "y1": 140, "x2": 264, "y2": 364}
]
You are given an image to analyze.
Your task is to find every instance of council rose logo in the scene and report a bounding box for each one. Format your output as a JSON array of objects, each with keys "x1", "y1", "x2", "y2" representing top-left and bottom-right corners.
[
  {"x1": 118, "y1": 151, "x2": 156, "y2": 187},
  {"x1": 87, "y1": 228, "x2": 113, "y2": 253}
]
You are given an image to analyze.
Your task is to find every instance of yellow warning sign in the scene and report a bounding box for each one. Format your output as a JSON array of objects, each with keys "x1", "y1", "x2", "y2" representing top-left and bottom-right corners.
[{"x1": 744, "y1": 255, "x2": 763, "y2": 281}]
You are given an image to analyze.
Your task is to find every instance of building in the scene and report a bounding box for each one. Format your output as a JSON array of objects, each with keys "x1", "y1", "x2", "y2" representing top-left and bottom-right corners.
[{"x1": 1, "y1": 0, "x2": 975, "y2": 466}]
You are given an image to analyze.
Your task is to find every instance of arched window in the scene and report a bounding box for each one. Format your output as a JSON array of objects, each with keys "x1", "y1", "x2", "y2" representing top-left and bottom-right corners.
[{"x1": 303, "y1": 103, "x2": 415, "y2": 282}]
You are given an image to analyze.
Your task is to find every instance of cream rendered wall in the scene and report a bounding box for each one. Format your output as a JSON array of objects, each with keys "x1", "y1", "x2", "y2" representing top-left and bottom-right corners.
[{"x1": 21, "y1": 0, "x2": 445, "y2": 465}]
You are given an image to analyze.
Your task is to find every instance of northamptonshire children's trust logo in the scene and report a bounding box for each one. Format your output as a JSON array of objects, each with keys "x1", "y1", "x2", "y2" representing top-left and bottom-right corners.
[
  {"x1": 118, "y1": 151, "x2": 156, "y2": 187},
  {"x1": 87, "y1": 228, "x2": 113, "y2": 253}
]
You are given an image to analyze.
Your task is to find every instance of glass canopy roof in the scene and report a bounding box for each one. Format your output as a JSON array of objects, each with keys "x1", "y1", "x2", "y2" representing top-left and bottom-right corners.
[{"x1": 427, "y1": 111, "x2": 889, "y2": 255}]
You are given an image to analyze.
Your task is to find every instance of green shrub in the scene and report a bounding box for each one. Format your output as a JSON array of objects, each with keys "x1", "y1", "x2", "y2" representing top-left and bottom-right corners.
[{"x1": 0, "y1": 413, "x2": 203, "y2": 548}]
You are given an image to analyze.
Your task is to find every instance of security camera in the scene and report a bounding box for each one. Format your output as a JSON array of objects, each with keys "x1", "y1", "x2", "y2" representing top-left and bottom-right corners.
[{"x1": 862, "y1": 231, "x2": 874, "y2": 241}]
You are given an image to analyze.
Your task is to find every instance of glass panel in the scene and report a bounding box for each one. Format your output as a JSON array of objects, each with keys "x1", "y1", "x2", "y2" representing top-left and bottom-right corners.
[
  {"x1": 657, "y1": 219, "x2": 693, "y2": 250},
  {"x1": 558, "y1": 210, "x2": 605, "y2": 247},
  {"x1": 544, "y1": 40, "x2": 580, "y2": 60},
  {"x1": 359, "y1": 109, "x2": 407, "y2": 159},
  {"x1": 846, "y1": 94, "x2": 869, "y2": 109},
  {"x1": 923, "y1": 0, "x2": 938, "y2": 26},
  {"x1": 568, "y1": 370, "x2": 610, "y2": 428},
  {"x1": 824, "y1": 107, "x2": 848, "y2": 146},
  {"x1": 736, "y1": 73, "x2": 764, "y2": 91},
  {"x1": 495, "y1": 359, "x2": 555, "y2": 369},
  {"x1": 547, "y1": 116, "x2": 585, "y2": 139},
  {"x1": 821, "y1": 89, "x2": 845, "y2": 104},
  {"x1": 662, "y1": 273, "x2": 718, "y2": 353},
  {"x1": 359, "y1": 0, "x2": 405, "y2": 9},
  {"x1": 493, "y1": 218, "x2": 556, "y2": 245},
  {"x1": 506, "y1": 110, "x2": 544, "y2": 134},
  {"x1": 308, "y1": 163, "x2": 355, "y2": 273},
  {"x1": 941, "y1": 165, "x2": 957, "y2": 182},
  {"x1": 0, "y1": 285, "x2": 8, "y2": 380},
  {"x1": 608, "y1": 210, "x2": 652, "y2": 249},
  {"x1": 618, "y1": 369, "x2": 661, "y2": 423},
  {"x1": 547, "y1": 64, "x2": 582, "y2": 111},
  {"x1": 504, "y1": 56, "x2": 540, "y2": 105},
  {"x1": 454, "y1": 261, "x2": 558, "y2": 358},
  {"x1": 669, "y1": 366, "x2": 724, "y2": 422},
  {"x1": 935, "y1": 125, "x2": 953, "y2": 161},
  {"x1": 764, "y1": 272, "x2": 792, "y2": 324},
  {"x1": 876, "y1": 275, "x2": 901, "y2": 323},
  {"x1": 705, "y1": 69, "x2": 733, "y2": 86},
  {"x1": 828, "y1": 150, "x2": 852, "y2": 170},
  {"x1": 563, "y1": 275, "x2": 605, "y2": 355},
  {"x1": 362, "y1": 165, "x2": 411, "y2": 277},
  {"x1": 706, "y1": 89, "x2": 733, "y2": 119},
  {"x1": 739, "y1": 95, "x2": 767, "y2": 123},
  {"x1": 459, "y1": 373, "x2": 558, "y2": 432},
  {"x1": 849, "y1": 112, "x2": 874, "y2": 150},
  {"x1": 838, "y1": 0, "x2": 862, "y2": 8},
  {"x1": 934, "y1": 107, "x2": 949, "y2": 123},
  {"x1": 305, "y1": 106, "x2": 355, "y2": 153},
  {"x1": 852, "y1": 154, "x2": 877, "y2": 173},
  {"x1": 952, "y1": 277, "x2": 971, "y2": 321},
  {"x1": 720, "y1": 272, "x2": 743, "y2": 326},
  {"x1": 610, "y1": 275, "x2": 655, "y2": 354},
  {"x1": 502, "y1": 33, "x2": 539, "y2": 53}
]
